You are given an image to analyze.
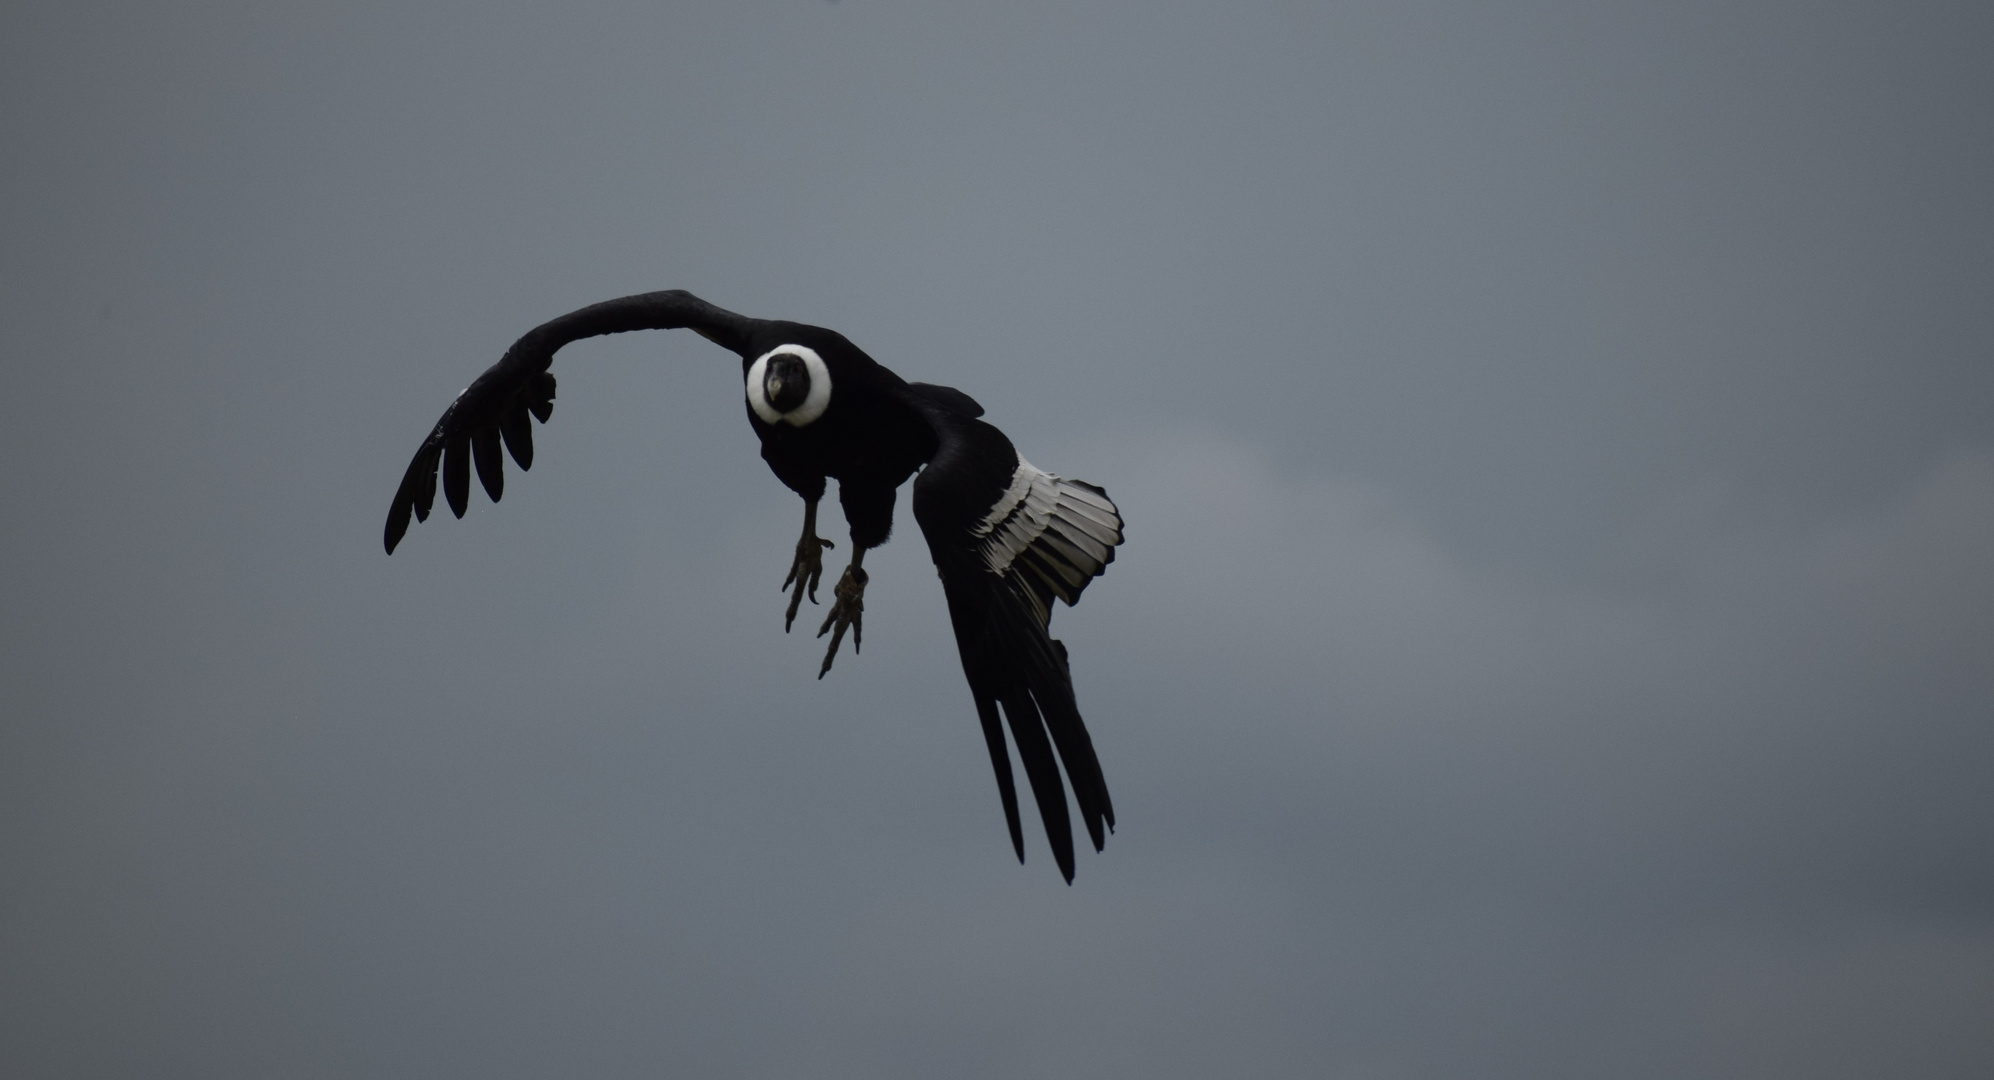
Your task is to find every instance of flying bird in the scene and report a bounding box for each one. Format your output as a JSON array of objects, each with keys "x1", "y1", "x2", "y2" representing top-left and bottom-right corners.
[{"x1": 383, "y1": 291, "x2": 1123, "y2": 881}]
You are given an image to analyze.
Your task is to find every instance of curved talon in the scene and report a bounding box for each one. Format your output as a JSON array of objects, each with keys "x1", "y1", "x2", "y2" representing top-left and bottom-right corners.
[
  {"x1": 816, "y1": 566, "x2": 868, "y2": 678},
  {"x1": 782, "y1": 534, "x2": 835, "y2": 632}
]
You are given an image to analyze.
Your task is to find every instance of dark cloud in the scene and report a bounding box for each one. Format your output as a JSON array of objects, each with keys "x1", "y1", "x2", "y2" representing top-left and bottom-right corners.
[{"x1": 3, "y1": 2, "x2": 1990, "y2": 1077}]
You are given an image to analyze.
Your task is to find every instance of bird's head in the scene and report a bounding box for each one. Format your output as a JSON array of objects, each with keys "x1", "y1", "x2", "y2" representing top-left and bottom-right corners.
[
  {"x1": 746, "y1": 344, "x2": 833, "y2": 427},
  {"x1": 763, "y1": 352, "x2": 810, "y2": 414}
]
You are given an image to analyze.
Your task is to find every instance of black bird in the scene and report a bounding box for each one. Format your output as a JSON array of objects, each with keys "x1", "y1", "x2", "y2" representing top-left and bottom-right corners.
[{"x1": 384, "y1": 291, "x2": 1123, "y2": 882}]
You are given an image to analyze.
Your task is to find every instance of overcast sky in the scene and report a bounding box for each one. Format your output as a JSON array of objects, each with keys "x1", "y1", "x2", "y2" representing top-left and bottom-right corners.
[{"x1": 3, "y1": 2, "x2": 1991, "y2": 1077}]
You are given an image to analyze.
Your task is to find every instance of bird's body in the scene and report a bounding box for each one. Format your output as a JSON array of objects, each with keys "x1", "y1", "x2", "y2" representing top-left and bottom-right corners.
[
  {"x1": 738, "y1": 321, "x2": 933, "y2": 549},
  {"x1": 385, "y1": 291, "x2": 1122, "y2": 881}
]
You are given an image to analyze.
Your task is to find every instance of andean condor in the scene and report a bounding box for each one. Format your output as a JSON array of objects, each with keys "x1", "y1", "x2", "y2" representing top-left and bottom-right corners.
[{"x1": 383, "y1": 291, "x2": 1124, "y2": 882}]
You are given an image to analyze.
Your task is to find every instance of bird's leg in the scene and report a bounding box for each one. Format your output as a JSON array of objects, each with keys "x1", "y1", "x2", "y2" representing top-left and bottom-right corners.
[
  {"x1": 816, "y1": 545, "x2": 869, "y2": 678},
  {"x1": 782, "y1": 499, "x2": 835, "y2": 632}
]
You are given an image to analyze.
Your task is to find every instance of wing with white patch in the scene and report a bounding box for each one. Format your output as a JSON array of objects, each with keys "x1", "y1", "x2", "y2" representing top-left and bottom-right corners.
[
  {"x1": 905, "y1": 398, "x2": 1124, "y2": 882},
  {"x1": 971, "y1": 459, "x2": 1123, "y2": 622}
]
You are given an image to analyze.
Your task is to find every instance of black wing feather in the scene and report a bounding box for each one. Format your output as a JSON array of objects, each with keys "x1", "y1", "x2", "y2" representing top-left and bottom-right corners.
[
  {"x1": 472, "y1": 427, "x2": 504, "y2": 502},
  {"x1": 383, "y1": 291, "x2": 756, "y2": 553},
  {"x1": 416, "y1": 446, "x2": 438, "y2": 521},
  {"x1": 442, "y1": 434, "x2": 471, "y2": 519},
  {"x1": 975, "y1": 696, "x2": 1026, "y2": 863},
  {"x1": 998, "y1": 681, "x2": 1078, "y2": 882},
  {"x1": 497, "y1": 407, "x2": 534, "y2": 470},
  {"x1": 1005, "y1": 597, "x2": 1114, "y2": 850}
]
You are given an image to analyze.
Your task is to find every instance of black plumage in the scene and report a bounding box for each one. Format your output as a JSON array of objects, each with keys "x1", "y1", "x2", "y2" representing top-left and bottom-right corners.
[{"x1": 384, "y1": 291, "x2": 1124, "y2": 882}]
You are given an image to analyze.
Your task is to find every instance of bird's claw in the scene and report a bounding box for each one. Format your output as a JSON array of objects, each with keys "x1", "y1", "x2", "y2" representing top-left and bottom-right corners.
[
  {"x1": 782, "y1": 533, "x2": 835, "y2": 632},
  {"x1": 816, "y1": 566, "x2": 868, "y2": 678}
]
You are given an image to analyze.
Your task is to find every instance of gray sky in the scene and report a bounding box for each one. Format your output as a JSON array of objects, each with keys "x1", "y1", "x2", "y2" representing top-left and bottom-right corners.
[{"x1": 4, "y1": 2, "x2": 1991, "y2": 1077}]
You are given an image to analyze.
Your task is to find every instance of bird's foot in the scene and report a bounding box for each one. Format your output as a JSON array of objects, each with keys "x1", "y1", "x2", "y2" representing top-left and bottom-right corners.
[
  {"x1": 782, "y1": 532, "x2": 835, "y2": 632},
  {"x1": 815, "y1": 565, "x2": 868, "y2": 678}
]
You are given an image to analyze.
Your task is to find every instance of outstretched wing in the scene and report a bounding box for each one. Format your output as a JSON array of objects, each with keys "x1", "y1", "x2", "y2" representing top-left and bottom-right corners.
[
  {"x1": 384, "y1": 291, "x2": 758, "y2": 553},
  {"x1": 904, "y1": 392, "x2": 1124, "y2": 883}
]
